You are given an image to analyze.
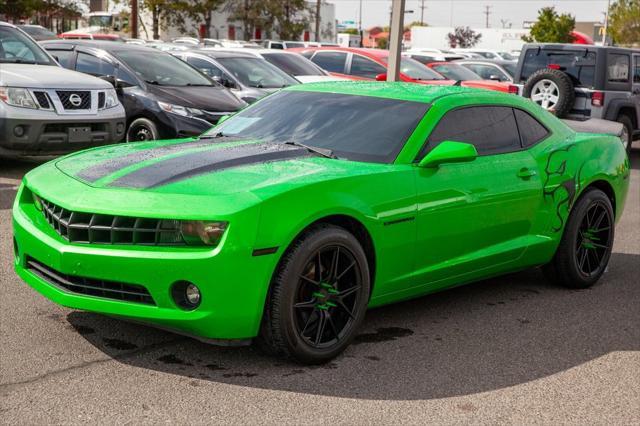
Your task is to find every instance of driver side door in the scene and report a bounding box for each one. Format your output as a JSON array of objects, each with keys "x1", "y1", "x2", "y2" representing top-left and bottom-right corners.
[{"x1": 411, "y1": 105, "x2": 543, "y2": 289}]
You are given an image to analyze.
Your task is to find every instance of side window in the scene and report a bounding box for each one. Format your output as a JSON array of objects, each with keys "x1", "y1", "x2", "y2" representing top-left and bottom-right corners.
[
  {"x1": 425, "y1": 106, "x2": 521, "y2": 157},
  {"x1": 76, "y1": 52, "x2": 116, "y2": 77},
  {"x1": 514, "y1": 109, "x2": 550, "y2": 147},
  {"x1": 311, "y1": 51, "x2": 347, "y2": 73},
  {"x1": 634, "y1": 56, "x2": 640, "y2": 83},
  {"x1": 271, "y1": 43, "x2": 284, "y2": 49},
  {"x1": 187, "y1": 56, "x2": 222, "y2": 79},
  {"x1": 468, "y1": 64, "x2": 507, "y2": 81},
  {"x1": 49, "y1": 49, "x2": 74, "y2": 69},
  {"x1": 349, "y1": 55, "x2": 386, "y2": 79},
  {"x1": 607, "y1": 54, "x2": 630, "y2": 83}
]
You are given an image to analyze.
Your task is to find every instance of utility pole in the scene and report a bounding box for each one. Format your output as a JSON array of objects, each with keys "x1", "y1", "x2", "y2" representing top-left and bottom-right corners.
[
  {"x1": 602, "y1": 0, "x2": 611, "y2": 45},
  {"x1": 315, "y1": 0, "x2": 321, "y2": 42},
  {"x1": 483, "y1": 5, "x2": 491, "y2": 29},
  {"x1": 419, "y1": 0, "x2": 426, "y2": 26},
  {"x1": 387, "y1": 0, "x2": 406, "y2": 82},
  {"x1": 358, "y1": 0, "x2": 363, "y2": 47},
  {"x1": 130, "y1": 0, "x2": 138, "y2": 39}
]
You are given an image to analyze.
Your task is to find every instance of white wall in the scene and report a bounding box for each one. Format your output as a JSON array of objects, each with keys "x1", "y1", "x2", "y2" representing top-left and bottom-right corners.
[{"x1": 411, "y1": 26, "x2": 530, "y2": 51}]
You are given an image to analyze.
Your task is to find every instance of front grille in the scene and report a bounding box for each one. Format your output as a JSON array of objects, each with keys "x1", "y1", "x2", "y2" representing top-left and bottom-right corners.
[
  {"x1": 98, "y1": 92, "x2": 105, "y2": 109},
  {"x1": 33, "y1": 91, "x2": 52, "y2": 109},
  {"x1": 27, "y1": 257, "x2": 155, "y2": 305},
  {"x1": 56, "y1": 90, "x2": 91, "y2": 110},
  {"x1": 38, "y1": 196, "x2": 186, "y2": 246}
]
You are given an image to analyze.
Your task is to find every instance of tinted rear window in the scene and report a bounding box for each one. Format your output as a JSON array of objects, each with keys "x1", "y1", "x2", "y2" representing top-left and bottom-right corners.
[
  {"x1": 521, "y1": 49, "x2": 596, "y2": 87},
  {"x1": 514, "y1": 109, "x2": 549, "y2": 147},
  {"x1": 263, "y1": 52, "x2": 324, "y2": 76}
]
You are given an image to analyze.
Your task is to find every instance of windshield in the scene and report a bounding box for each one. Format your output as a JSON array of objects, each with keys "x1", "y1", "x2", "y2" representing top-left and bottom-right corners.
[
  {"x1": 19, "y1": 26, "x2": 56, "y2": 40},
  {"x1": 217, "y1": 57, "x2": 298, "y2": 88},
  {"x1": 382, "y1": 57, "x2": 445, "y2": 80},
  {"x1": 498, "y1": 52, "x2": 516, "y2": 61},
  {"x1": 114, "y1": 49, "x2": 214, "y2": 86},
  {"x1": 0, "y1": 26, "x2": 55, "y2": 65},
  {"x1": 89, "y1": 16, "x2": 113, "y2": 27},
  {"x1": 262, "y1": 52, "x2": 325, "y2": 76},
  {"x1": 431, "y1": 64, "x2": 482, "y2": 81},
  {"x1": 206, "y1": 91, "x2": 429, "y2": 163}
]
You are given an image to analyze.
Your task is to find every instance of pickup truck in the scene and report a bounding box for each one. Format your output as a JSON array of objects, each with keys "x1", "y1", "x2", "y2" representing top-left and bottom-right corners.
[{"x1": 0, "y1": 21, "x2": 126, "y2": 158}]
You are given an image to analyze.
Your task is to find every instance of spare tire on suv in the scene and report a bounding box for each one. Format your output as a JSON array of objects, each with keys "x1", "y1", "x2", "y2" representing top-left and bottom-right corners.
[{"x1": 523, "y1": 68, "x2": 575, "y2": 118}]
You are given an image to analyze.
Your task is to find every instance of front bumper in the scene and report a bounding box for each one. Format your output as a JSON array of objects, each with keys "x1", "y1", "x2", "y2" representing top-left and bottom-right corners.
[
  {"x1": 12, "y1": 184, "x2": 276, "y2": 341},
  {"x1": 0, "y1": 105, "x2": 126, "y2": 157}
]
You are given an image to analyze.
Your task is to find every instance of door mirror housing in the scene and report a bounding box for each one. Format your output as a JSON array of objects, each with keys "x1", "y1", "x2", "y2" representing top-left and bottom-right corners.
[
  {"x1": 488, "y1": 74, "x2": 501, "y2": 81},
  {"x1": 418, "y1": 141, "x2": 478, "y2": 168},
  {"x1": 375, "y1": 73, "x2": 387, "y2": 81}
]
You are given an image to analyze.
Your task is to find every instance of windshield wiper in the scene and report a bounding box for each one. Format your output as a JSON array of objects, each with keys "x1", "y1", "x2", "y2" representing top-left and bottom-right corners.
[
  {"x1": 145, "y1": 79, "x2": 161, "y2": 85},
  {"x1": 284, "y1": 141, "x2": 336, "y2": 159}
]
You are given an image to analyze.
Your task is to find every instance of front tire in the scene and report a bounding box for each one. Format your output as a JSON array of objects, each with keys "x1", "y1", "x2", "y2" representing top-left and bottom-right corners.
[
  {"x1": 543, "y1": 188, "x2": 614, "y2": 288},
  {"x1": 258, "y1": 224, "x2": 370, "y2": 364},
  {"x1": 126, "y1": 118, "x2": 159, "y2": 142}
]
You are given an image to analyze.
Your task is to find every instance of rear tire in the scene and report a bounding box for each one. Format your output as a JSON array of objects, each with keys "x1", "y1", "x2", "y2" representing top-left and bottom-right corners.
[
  {"x1": 616, "y1": 114, "x2": 633, "y2": 153},
  {"x1": 126, "y1": 118, "x2": 159, "y2": 142},
  {"x1": 258, "y1": 224, "x2": 370, "y2": 364},
  {"x1": 543, "y1": 188, "x2": 614, "y2": 289}
]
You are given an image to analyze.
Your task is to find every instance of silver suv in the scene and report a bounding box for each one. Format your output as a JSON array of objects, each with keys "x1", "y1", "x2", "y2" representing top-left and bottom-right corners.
[
  {"x1": 515, "y1": 43, "x2": 639, "y2": 152},
  {"x1": 0, "y1": 22, "x2": 126, "y2": 158}
]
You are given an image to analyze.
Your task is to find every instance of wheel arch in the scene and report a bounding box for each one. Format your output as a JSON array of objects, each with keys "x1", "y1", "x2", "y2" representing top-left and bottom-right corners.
[{"x1": 576, "y1": 179, "x2": 617, "y2": 218}]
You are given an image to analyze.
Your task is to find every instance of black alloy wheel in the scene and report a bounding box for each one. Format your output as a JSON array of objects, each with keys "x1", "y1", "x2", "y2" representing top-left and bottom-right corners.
[{"x1": 293, "y1": 245, "x2": 363, "y2": 348}]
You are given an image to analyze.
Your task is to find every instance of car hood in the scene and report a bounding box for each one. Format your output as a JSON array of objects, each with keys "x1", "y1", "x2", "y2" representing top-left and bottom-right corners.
[
  {"x1": 51, "y1": 138, "x2": 386, "y2": 200},
  {"x1": 146, "y1": 84, "x2": 246, "y2": 112},
  {"x1": 0, "y1": 64, "x2": 113, "y2": 89}
]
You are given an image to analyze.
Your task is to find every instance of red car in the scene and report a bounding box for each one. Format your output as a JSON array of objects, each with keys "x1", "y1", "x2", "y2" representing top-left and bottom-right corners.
[
  {"x1": 58, "y1": 32, "x2": 124, "y2": 42},
  {"x1": 290, "y1": 47, "x2": 517, "y2": 93},
  {"x1": 424, "y1": 62, "x2": 518, "y2": 94}
]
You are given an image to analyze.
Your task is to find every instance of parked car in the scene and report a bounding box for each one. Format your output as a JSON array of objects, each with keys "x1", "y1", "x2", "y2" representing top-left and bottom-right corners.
[
  {"x1": 14, "y1": 83, "x2": 630, "y2": 364},
  {"x1": 295, "y1": 47, "x2": 516, "y2": 93},
  {"x1": 424, "y1": 62, "x2": 518, "y2": 93},
  {"x1": 171, "y1": 37, "x2": 200, "y2": 46},
  {"x1": 455, "y1": 59, "x2": 516, "y2": 82},
  {"x1": 17, "y1": 25, "x2": 57, "y2": 41},
  {"x1": 262, "y1": 39, "x2": 306, "y2": 49},
  {"x1": 0, "y1": 22, "x2": 126, "y2": 158},
  {"x1": 41, "y1": 40, "x2": 246, "y2": 142},
  {"x1": 220, "y1": 48, "x2": 346, "y2": 83},
  {"x1": 172, "y1": 49, "x2": 298, "y2": 103},
  {"x1": 58, "y1": 33, "x2": 125, "y2": 42},
  {"x1": 453, "y1": 48, "x2": 517, "y2": 61},
  {"x1": 403, "y1": 51, "x2": 466, "y2": 63},
  {"x1": 514, "y1": 43, "x2": 640, "y2": 151}
]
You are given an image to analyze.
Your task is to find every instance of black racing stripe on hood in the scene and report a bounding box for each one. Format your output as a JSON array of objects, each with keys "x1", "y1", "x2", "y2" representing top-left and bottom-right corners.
[
  {"x1": 76, "y1": 140, "x2": 219, "y2": 183},
  {"x1": 108, "y1": 143, "x2": 311, "y2": 189}
]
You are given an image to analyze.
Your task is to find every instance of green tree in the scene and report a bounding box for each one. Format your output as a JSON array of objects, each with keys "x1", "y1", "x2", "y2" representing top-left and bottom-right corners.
[
  {"x1": 447, "y1": 26, "x2": 481, "y2": 48},
  {"x1": 266, "y1": 0, "x2": 310, "y2": 40},
  {"x1": 225, "y1": 0, "x2": 270, "y2": 41},
  {"x1": 376, "y1": 36, "x2": 388, "y2": 49},
  {"x1": 175, "y1": 0, "x2": 225, "y2": 38},
  {"x1": 142, "y1": 0, "x2": 179, "y2": 40},
  {"x1": 522, "y1": 7, "x2": 575, "y2": 43},
  {"x1": 343, "y1": 28, "x2": 359, "y2": 35},
  {"x1": 608, "y1": 0, "x2": 640, "y2": 46}
]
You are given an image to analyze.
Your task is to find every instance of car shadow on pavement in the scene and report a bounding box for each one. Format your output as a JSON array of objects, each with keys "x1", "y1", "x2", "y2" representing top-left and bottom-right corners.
[{"x1": 66, "y1": 252, "x2": 640, "y2": 401}]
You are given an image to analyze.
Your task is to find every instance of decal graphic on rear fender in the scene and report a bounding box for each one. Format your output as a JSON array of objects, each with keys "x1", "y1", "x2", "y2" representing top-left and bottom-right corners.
[{"x1": 542, "y1": 145, "x2": 585, "y2": 232}]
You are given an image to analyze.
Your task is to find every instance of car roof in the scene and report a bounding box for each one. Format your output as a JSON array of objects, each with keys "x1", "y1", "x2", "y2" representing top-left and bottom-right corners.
[
  {"x1": 40, "y1": 39, "x2": 161, "y2": 53},
  {"x1": 281, "y1": 81, "x2": 506, "y2": 104},
  {"x1": 187, "y1": 49, "x2": 259, "y2": 59},
  {"x1": 295, "y1": 47, "x2": 389, "y2": 59}
]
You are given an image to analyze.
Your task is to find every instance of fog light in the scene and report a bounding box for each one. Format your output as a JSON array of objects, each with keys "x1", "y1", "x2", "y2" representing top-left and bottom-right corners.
[
  {"x1": 14, "y1": 125, "x2": 25, "y2": 137},
  {"x1": 185, "y1": 284, "x2": 201, "y2": 305},
  {"x1": 116, "y1": 122, "x2": 125, "y2": 134},
  {"x1": 171, "y1": 281, "x2": 201, "y2": 310}
]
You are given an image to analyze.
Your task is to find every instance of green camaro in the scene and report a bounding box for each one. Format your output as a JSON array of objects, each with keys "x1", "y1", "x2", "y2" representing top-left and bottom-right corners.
[{"x1": 13, "y1": 82, "x2": 630, "y2": 363}]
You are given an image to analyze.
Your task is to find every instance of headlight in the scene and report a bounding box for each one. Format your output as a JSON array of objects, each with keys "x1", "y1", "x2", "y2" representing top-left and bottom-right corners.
[
  {"x1": 158, "y1": 101, "x2": 204, "y2": 118},
  {"x1": 0, "y1": 87, "x2": 38, "y2": 109},
  {"x1": 180, "y1": 221, "x2": 228, "y2": 246},
  {"x1": 101, "y1": 89, "x2": 119, "y2": 109}
]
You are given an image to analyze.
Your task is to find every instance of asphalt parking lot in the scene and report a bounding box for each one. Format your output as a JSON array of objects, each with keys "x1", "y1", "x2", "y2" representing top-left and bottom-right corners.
[{"x1": 0, "y1": 150, "x2": 638, "y2": 424}]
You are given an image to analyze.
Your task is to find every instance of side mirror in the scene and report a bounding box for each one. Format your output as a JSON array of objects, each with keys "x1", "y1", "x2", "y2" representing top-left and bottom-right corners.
[
  {"x1": 418, "y1": 141, "x2": 477, "y2": 168},
  {"x1": 489, "y1": 74, "x2": 501, "y2": 81},
  {"x1": 375, "y1": 73, "x2": 387, "y2": 81}
]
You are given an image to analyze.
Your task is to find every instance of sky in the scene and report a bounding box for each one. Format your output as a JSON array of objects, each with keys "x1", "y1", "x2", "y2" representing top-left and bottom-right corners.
[{"x1": 331, "y1": 0, "x2": 610, "y2": 29}]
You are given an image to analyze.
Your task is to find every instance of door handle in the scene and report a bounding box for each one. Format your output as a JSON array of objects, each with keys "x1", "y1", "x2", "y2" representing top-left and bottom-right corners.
[{"x1": 517, "y1": 167, "x2": 537, "y2": 179}]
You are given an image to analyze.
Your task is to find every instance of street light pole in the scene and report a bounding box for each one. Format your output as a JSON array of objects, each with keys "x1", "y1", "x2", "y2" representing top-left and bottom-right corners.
[{"x1": 387, "y1": 0, "x2": 406, "y2": 82}]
